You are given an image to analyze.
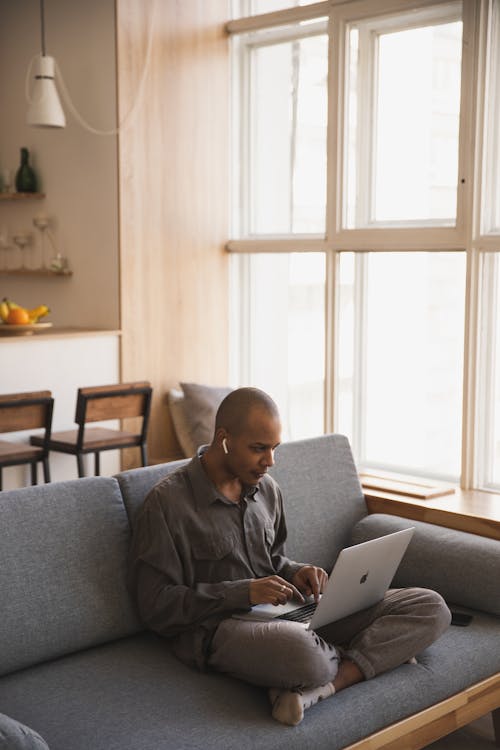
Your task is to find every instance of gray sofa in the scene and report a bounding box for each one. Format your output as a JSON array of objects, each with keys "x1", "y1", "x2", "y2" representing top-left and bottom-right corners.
[{"x1": 1, "y1": 434, "x2": 500, "y2": 750}]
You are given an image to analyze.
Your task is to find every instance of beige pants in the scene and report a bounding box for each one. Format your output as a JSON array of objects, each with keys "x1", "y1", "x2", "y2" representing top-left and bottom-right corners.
[{"x1": 207, "y1": 587, "x2": 451, "y2": 689}]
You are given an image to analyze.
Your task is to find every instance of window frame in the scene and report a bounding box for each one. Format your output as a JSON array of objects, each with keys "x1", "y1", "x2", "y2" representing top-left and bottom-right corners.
[{"x1": 228, "y1": 0, "x2": 500, "y2": 492}]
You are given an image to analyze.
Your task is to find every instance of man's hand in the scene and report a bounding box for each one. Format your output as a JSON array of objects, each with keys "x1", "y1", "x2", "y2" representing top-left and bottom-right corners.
[
  {"x1": 292, "y1": 565, "x2": 328, "y2": 603},
  {"x1": 249, "y1": 575, "x2": 305, "y2": 606}
]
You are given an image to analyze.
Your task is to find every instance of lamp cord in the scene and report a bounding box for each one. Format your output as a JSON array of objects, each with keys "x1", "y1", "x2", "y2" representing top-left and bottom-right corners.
[
  {"x1": 26, "y1": 0, "x2": 156, "y2": 137},
  {"x1": 40, "y1": 0, "x2": 46, "y2": 57}
]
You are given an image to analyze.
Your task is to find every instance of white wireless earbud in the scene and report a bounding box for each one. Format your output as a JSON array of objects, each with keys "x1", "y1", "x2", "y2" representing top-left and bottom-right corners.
[{"x1": 222, "y1": 438, "x2": 229, "y2": 455}]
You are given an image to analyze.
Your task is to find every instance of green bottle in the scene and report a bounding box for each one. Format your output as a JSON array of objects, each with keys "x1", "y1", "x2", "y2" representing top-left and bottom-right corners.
[{"x1": 15, "y1": 147, "x2": 37, "y2": 193}]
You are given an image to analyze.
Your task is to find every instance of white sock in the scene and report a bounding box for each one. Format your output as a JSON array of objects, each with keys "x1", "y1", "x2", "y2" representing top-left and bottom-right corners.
[{"x1": 269, "y1": 682, "x2": 335, "y2": 726}]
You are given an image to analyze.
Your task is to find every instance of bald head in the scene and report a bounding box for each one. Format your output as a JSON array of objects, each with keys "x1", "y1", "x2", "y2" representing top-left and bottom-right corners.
[{"x1": 214, "y1": 387, "x2": 280, "y2": 437}]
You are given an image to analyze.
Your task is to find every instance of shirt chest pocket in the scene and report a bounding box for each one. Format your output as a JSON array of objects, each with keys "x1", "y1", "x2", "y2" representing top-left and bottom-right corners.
[
  {"x1": 191, "y1": 535, "x2": 235, "y2": 562},
  {"x1": 191, "y1": 535, "x2": 236, "y2": 583}
]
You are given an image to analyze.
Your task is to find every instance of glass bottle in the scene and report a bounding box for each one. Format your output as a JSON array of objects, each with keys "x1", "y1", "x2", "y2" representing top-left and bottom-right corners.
[{"x1": 15, "y1": 147, "x2": 37, "y2": 193}]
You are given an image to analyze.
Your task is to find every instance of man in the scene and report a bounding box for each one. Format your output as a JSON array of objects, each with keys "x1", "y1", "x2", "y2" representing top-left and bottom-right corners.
[{"x1": 128, "y1": 387, "x2": 450, "y2": 726}]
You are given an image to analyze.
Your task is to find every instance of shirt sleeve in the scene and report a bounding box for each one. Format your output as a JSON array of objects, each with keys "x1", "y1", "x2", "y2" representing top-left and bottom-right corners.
[{"x1": 128, "y1": 489, "x2": 252, "y2": 638}]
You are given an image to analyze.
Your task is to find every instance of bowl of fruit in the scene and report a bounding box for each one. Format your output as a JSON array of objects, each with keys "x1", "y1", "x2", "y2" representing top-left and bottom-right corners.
[{"x1": 0, "y1": 298, "x2": 51, "y2": 335}]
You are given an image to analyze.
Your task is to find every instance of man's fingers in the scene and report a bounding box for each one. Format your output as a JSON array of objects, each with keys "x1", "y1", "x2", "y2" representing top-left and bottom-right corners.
[
  {"x1": 309, "y1": 569, "x2": 321, "y2": 601},
  {"x1": 272, "y1": 578, "x2": 304, "y2": 605},
  {"x1": 288, "y1": 582, "x2": 305, "y2": 603}
]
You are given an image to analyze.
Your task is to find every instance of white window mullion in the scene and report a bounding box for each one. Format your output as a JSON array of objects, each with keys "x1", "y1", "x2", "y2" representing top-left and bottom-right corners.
[
  {"x1": 354, "y1": 26, "x2": 374, "y2": 228},
  {"x1": 324, "y1": 10, "x2": 340, "y2": 434},
  {"x1": 473, "y1": 251, "x2": 498, "y2": 488},
  {"x1": 352, "y1": 253, "x2": 369, "y2": 459},
  {"x1": 461, "y1": 247, "x2": 482, "y2": 489}
]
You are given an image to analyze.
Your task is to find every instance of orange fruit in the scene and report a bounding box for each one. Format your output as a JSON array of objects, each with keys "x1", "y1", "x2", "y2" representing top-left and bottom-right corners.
[{"x1": 7, "y1": 307, "x2": 30, "y2": 325}]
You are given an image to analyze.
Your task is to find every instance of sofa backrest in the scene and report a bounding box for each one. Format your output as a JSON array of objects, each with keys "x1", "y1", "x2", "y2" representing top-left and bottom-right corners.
[
  {"x1": 117, "y1": 434, "x2": 367, "y2": 573},
  {"x1": 0, "y1": 477, "x2": 140, "y2": 677},
  {"x1": 270, "y1": 434, "x2": 367, "y2": 571},
  {"x1": 117, "y1": 458, "x2": 189, "y2": 525}
]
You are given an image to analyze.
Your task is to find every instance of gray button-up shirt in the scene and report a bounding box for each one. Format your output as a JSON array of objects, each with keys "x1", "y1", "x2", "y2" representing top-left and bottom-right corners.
[{"x1": 128, "y1": 450, "x2": 302, "y2": 669}]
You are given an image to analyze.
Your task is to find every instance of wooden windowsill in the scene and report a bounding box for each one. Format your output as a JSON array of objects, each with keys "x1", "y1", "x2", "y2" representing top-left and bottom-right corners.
[{"x1": 363, "y1": 484, "x2": 500, "y2": 541}]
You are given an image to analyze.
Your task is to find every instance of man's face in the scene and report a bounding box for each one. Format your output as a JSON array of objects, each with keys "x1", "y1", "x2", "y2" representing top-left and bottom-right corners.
[{"x1": 224, "y1": 406, "x2": 282, "y2": 486}]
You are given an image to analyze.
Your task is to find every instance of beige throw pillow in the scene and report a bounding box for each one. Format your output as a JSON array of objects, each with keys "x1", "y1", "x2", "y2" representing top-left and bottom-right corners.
[{"x1": 168, "y1": 383, "x2": 233, "y2": 457}]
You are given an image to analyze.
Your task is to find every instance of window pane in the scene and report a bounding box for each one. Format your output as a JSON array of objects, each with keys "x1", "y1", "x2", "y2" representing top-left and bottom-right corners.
[
  {"x1": 230, "y1": 253, "x2": 325, "y2": 439},
  {"x1": 246, "y1": 33, "x2": 328, "y2": 234},
  {"x1": 337, "y1": 252, "x2": 466, "y2": 480},
  {"x1": 490, "y1": 255, "x2": 500, "y2": 484},
  {"x1": 477, "y1": 252, "x2": 500, "y2": 488},
  {"x1": 482, "y1": 0, "x2": 500, "y2": 234},
  {"x1": 346, "y1": 16, "x2": 463, "y2": 227}
]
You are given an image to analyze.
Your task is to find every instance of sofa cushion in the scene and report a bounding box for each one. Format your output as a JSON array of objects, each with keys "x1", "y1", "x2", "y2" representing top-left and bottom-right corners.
[
  {"x1": 270, "y1": 434, "x2": 367, "y2": 572},
  {"x1": 0, "y1": 620, "x2": 499, "y2": 750},
  {"x1": 0, "y1": 477, "x2": 141, "y2": 677},
  {"x1": 351, "y1": 514, "x2": 500, "y2": 616},
  {"x1": 169, "y1": 383, "x2": 233, "y2": 457},
  {"x1": 0, "y1": 713, "x2": 49, "y2": 750}
]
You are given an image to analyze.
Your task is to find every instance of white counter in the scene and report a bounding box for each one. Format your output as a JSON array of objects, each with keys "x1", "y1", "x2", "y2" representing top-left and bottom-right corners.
[{"x1": 0, "y1": 328, "x2": 121, "y2": 489}]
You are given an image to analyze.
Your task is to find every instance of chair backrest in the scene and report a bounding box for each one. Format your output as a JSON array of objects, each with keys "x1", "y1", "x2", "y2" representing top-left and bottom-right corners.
[
  {"x1": 0, "y1": 391, "x2": 53, "y2": 434},
  {"x1": 75, "y1": 382, "x2": 152, "y2": 427}
]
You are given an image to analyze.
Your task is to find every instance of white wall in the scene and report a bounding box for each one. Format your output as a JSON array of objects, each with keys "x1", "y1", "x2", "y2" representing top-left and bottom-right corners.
[
  {"x1": 0, "y1": 333, "x2": 121, "y2": 490},
  {"x1": 0, "y1": 0, "x2": 119, "y2": 329}
]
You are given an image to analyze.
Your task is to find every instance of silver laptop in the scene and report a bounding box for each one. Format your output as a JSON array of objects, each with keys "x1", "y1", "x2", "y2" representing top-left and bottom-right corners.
[{"x1": 234, "y1": 527, "x2": 415, "y2": 630}]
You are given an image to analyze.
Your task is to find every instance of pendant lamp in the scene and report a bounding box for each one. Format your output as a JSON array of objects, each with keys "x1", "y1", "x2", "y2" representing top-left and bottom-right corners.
[{"x1": 26, "y1": 0, "x2": 66, "y2": 128}]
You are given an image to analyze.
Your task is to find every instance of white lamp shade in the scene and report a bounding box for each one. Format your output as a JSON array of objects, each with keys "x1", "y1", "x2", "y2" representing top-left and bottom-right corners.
[{"x1": 27, "y1": 55, "x2": 66, "y2": 128}]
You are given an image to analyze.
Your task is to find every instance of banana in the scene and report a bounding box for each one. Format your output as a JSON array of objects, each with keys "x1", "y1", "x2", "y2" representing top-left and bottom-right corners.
[
  {"x1": 0, "y1": 300, "x2": 9, "y2": 323},
  {"x1": 27, "y1": 304, "x2": 50, "y2": 324},
  {"x1": 1, "y1": 299, "x2": 50, "y2": 324},
  {"x1": 5, "y1": 298, "x2": 21, "y2": 310}
]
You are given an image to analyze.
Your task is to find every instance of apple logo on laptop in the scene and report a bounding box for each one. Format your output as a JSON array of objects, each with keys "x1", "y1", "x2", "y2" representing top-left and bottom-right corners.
[{"x1": 359, "y1": 572, "x2": 369, "y2": 584}]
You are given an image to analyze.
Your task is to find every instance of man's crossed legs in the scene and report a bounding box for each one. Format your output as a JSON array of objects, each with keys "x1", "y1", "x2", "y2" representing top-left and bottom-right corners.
[{"x1": 208, "y1": 587, "x2": 451, "y2": 725}]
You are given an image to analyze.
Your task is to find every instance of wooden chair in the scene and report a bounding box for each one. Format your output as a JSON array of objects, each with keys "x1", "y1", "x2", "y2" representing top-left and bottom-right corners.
[
  {"x1": 30, "y1": 382, "x2": 152, "y2": 478},
  {"x1": 0, "y1": 391, "x2": 54, "y2": 491}
]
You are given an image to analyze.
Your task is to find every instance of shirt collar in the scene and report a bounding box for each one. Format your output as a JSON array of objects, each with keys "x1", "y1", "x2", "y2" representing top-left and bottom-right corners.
[{"x1": 186, "y1": 447, "x2": 259, "y2": 508}]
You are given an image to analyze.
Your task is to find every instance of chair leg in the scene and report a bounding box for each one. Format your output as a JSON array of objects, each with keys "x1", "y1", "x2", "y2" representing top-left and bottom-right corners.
[
  {"x1": 0, "y1": 467, "x2": 2, "y2": 491},
  {"x1": 140, "y1": 444, "x2": 148, "y2": 467},
  {"x1": 95, "y1": 451, "x2": 100, "y2": 476},
  {"x1": 42, "y1": 457, "x2": 51, "y2": 484},
  {"x1": 31, "y1": 462, "x2": 38, "y2": 485},
  {"x1": 76, "y1": 454, "x2": 85, "y2": 478}
]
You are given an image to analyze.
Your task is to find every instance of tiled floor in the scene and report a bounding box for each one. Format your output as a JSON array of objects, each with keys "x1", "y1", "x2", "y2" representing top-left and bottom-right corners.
[{"x1": 425, "y1": 714, "x2": 496, "y2": 749}]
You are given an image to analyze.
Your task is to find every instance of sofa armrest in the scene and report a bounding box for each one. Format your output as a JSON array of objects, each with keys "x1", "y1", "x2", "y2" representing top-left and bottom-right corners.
[
  {"x1": 0, "y1": 713, "x2": 49, "y2": 750},
  {"x1": 351, "y1": 514, "x2": 500, "y2": 616}
]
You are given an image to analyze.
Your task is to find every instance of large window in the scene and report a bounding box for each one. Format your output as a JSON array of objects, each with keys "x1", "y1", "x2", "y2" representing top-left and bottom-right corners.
[
  {"x1": 345, "y1": 9, "x2": 463, "y2": 228},
  {"x1": 230, "y1": 252, "x2": 325, "y2": 441},
  {"x1": 229, "y1": 0, "x2": 500, "y2": 491},
  {"x1": 232, "y1": 20, "x2": 328, "y2": 236},
  {"x1": 337, "y1": 252, "x2": 465, "y2": 480}
]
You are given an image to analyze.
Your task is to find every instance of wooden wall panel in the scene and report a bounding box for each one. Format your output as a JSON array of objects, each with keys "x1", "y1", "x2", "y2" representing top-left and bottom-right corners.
[{"x1": 116, "y1": 0, "x2": 230, "y2": 464}]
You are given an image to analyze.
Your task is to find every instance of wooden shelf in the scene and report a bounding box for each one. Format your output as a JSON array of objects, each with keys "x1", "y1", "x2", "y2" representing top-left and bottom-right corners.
[
  {"x1": 0, "y1": 192, "x2": 45, "y2": 201},
  {"x1": 0, "y1": 268, "x2": 72, "y2": 277}
]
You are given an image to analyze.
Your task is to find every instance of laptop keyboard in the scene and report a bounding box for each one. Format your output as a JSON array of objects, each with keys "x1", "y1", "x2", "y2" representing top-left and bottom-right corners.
[{"x1": 276, "y1": 601, "x2": 318, "y2": 623}]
